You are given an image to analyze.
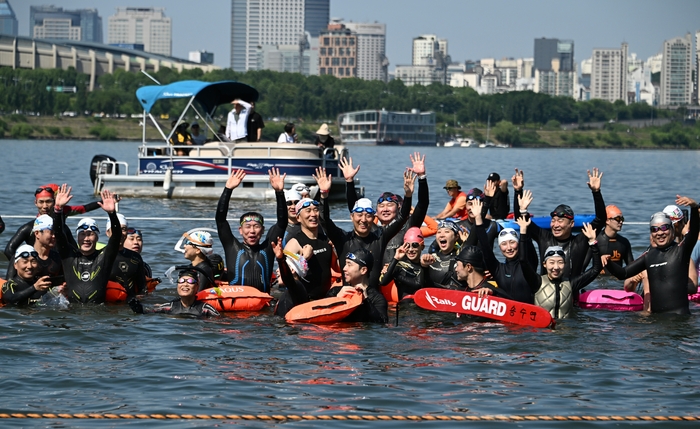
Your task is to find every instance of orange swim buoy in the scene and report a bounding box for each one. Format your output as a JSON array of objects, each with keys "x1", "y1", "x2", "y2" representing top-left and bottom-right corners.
[
  {"x1": 145, "y1": 277, "x2": 161, "y2": 293},
  {"x1": 196, "y1": 284, "x2": 273, "y2": 312},
  {"x1": 106, "y1": 281, "x2": 128, "y2": 303},
  {"x1": 380, "y1": 280, "x2": 399, "y2": 305},
  {"x1": 285, "y1": 289, "x2": 363, "y2": 323}
]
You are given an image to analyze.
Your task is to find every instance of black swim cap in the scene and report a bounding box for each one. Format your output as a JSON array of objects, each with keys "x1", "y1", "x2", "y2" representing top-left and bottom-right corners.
[
  {"x1": 551, "y1": 204, "x2": 574, "y2": 219},
  {"x1": 455, "y1": 245, "x2": 486, "y2": 270},
  {"x1": 208, "y1": 254, "x2": 226, "y2": 280},
  {"x1": 345, "y1": 248, "x2": 374, "y2": 273}
]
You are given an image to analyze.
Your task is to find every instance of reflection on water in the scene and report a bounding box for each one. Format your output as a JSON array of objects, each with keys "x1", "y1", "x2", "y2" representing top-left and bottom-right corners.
[{"x1": 1, "y1": 141, "x2": 700, "y2": 424}]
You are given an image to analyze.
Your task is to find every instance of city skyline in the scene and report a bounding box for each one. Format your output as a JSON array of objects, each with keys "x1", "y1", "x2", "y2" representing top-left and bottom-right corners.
[{"x1": 10, "y1": 0, "x2": 700, "y2": 70}]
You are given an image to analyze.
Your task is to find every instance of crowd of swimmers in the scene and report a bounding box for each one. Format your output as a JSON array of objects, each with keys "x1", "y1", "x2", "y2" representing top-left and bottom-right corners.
[{"x1": 0, "y1": 152, "x2": 698, "y2": 323}]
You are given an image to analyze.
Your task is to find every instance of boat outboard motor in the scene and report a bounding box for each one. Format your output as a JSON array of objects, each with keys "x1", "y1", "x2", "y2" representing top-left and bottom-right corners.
[{"x1": 89, "y1": 155, "x2": 119, "y2": 185}]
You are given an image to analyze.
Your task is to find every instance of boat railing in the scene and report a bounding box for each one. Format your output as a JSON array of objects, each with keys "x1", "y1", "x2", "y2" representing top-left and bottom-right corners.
[
  {"x1": 93, "y1": 160, "x2": 129, "y2": 195},
  {"x1": 138, "y1": 142, "x2": 338, "y2": 160}
]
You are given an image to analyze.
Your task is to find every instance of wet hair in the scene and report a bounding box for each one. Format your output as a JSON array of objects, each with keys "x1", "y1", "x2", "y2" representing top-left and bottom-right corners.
[{"x1": 284, "y1": 122, "x2": 295, "y2": 134}]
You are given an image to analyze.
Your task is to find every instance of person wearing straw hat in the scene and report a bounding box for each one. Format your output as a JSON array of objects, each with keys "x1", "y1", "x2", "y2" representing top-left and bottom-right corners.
[{"x1": 314, "y1": 123, "x2": 336, "y2": 158}]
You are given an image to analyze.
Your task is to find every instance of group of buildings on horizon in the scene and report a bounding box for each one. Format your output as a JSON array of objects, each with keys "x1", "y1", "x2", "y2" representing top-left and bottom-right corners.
[{"x1": 0, "y1": 0, "x2": 698, "y2": 108}]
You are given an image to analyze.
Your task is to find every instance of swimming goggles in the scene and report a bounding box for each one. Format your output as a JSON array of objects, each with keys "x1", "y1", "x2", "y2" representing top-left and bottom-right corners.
[
  {"x1": 405, "y1": 242, "x2": 422, "y2": 249},
  {"x1": 76, "y1": 224, "x2": 99, "y2": 232},
  {"x1": 544, "y1": 249, "x2": 566, "y2": 259},
  {"x1": 610, "y1": 216, "x2": 625, "y2": 223},
  {"x1": 377, "y1": 196, "x2": 399, "y2": 204},
  {"x1": 550, "y1": 210, "x2": 574, "y2": 220},
  {"x1": 35, "y1": 187, "x2": 55, "y2": 196},
  {"x1": 352, "y1": 207, "x2": 376, "y2": 214},
  {"x1": 298, "y1": 200, "x2": 319, "y2": 209},
  {"x1": 177, "y1": 277, "x2": 198, "y2": 284},
  {"x1": 466, "y1": 194, "x2": 483, "y2": 201},
  {"x1": 16, "y1": 250, "x2": 39, "y2": 260},
  {"x1": 650, "y1": 224, "x2": 671, "y2": 233},
  {"x1": 346, "y1": 252, "x2": 368, "y2": 266},
  {"x1": 286, "y1": 200, "x2": 300, "y2": 207},
  {"x1": 499, "y1": 229, "x2": 519, "y2": 239},
  {"x1": 240, "y1": 215, "x2": 264, "y2": 226},
  {"x1": 127, "y1": 228, "x2": 142, "y2": 236},
  {"x1": 437, "y1": 220, "x2": 460, "y2": 233}
]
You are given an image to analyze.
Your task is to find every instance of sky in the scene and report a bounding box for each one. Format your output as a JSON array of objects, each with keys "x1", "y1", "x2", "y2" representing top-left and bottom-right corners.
[{"x1": 12, "y1": 0, "x2": 700, "y2": 70}]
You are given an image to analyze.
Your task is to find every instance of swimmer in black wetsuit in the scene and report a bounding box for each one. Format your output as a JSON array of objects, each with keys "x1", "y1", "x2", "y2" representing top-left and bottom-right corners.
[
  {"x1": 216, "y1": 168, "x2": 288, "y2": 293},
  {"x1": 129, "y1": 267, "x2": 220, "y2": 318},
  {"x1": 422, "y1": 220, "x2": 467, "y2": 289},
  {"x1": 606, "y1": 196, "x2": 699, "y2": 315},
  {"x1": 106, "y1": 214, "x2": 147, "y2": 299},
  {"x1": 271, "y1": 238, "x2": 316, "y2": 317},
  {"x1": 453, "y1": 245, "x2": 507, "y2": 298},
  {"x1": 0, "y1": 214, "x2": 4, "y2": 234},
  {"x1": 5, "y1": 215, "x2": 63, "y2": 281},
  {"x1": 1, "y1": 244, "x2": 61, "y2": 306},
  {"x1": 460, "y1": 186, "x2": 502, "y2": 249},
  {"x1": 181, "y1": 230, "x2": 216, "y2": 292},
  {"x1": 281, "y1": 189, "x2": 302, "y2": 246},
  {"x1": 380, "y1": 227, "x2": 428, "y2": 300},
  {"x1": 51, "y1": 185, "x2": 122, "y2": 304}
]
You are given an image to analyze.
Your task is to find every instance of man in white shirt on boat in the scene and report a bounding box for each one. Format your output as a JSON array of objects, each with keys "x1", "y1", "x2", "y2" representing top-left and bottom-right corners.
[{"x1": 225, "y1": 99, "x2": 252, "y2": 143}]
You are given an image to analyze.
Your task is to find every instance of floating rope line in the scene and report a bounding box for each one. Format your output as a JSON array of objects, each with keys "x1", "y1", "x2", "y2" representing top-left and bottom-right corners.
[{"x1": 0, "y1": 413, "x2": 697, "y2": 421}]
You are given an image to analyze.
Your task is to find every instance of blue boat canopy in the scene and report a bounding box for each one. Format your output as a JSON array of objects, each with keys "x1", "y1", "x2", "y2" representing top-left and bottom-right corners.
[{"x1": 136, "y1": 80, "x2": 259, "y2": 114}]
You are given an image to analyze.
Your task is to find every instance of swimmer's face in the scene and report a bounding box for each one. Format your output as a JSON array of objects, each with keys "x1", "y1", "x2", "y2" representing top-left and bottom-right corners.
[
  {"x1": 435, "y1": 228, "x2": 457, "y2": 252},
  {"x1": 550, "y1": 216, "x2": 574, "y2": 239},
  {"x1": 650, "y1": 222, "x2": 673, "y2": 248},
  {"x1": 499, "y1": 239, "x2": 518, "y2": 259},
  {"x1": 606, "y1": 216, "x2": 623, "y2": 233},
  {"x1": 183, "y1": 242, "x2": 199, "y2": 261},
  {"x1": 177, "y1": 275, "x2": 199, "y2": 298},
  {"x1": 14, "y1": 256, "x2": 38, "y2": 281},
  {"x1": 298, "y1": 205, "x2": 320, "y2": 229},
  {"x1": 239, "y1": 222, "x2": 264, "y2": 246},
  {"x1": 454, "y1": 260, "x2": 470, "y2": 281},
  {"x1": 404, "y1": 241, "x2": 423, "y2": 261},
  {"x1": 342, "y1": 259, "x2": 366, "y2": 284},
  {"x1": 35, "y1": 197, "x2": 55, "y2": 215},
  {"x1": 34, "y1": 229, "x2": 55, "y2": 248},
  {"x1": 124, "y1": 234, "x2": 143, "y2": 253},
  {"x1": 287, "y1": 200, "x2": 299, "y2": 220},
  {"x1": 107, "y1": 226, "x2": 128, "y2": 246},
  {"x1": 77, "y1": 230, "x2": 98, "y2": 254},
  {"x1": 376, "y1": 201, "x2": 398, "y2": 224},
  {"x1": 351, "y1": 212, "x2": 374, "y2": 237},
  {"x1": 544, "y1": 257, "x2": 565, "y2": 280}
]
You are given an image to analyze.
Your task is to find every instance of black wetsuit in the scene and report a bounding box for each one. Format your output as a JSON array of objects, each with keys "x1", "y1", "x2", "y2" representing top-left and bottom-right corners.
[
  {"x1": 52, "y1": 210, "x2": 122, "y2": 304},
  {"x1": 0, "y1": 215, "x2": 4, "y2": 234},
  {"x1": 1, "y1": 276, "x2": 47, "y2": 306},
  {"x1": 6, "y1": 249, "x2": 63, "y2": 280},
  {"x1": 476, "y1": 223, "x2": 535, "y2": 304},
  {"x1": 109, "y1": 248, "x2": 147, "y2": 298},
  {"x1": 461, "y1": 216, "x2": 501, "y2": 250},
  {"x1": 135, "y1": 299, "x2": 220, "y2": 317},
  {"x1": 192, "y1": 259, "x2": 215, "y2": 292},
  {"x1": 379, "y1": 257, "x2": 427, "y2": 300},
  {"x1": 289, "y1": 230, "x2": 333, "y2": 299},
  {"x1": 425, "y1": 248, "x2": 466, "y2": 289},
  {"x1": 326, "y1": 285, "x2": 388, "y2": 323},
  {"x1": 488, "y1": 187, "x2": 510, "y2": 220},
  {"x1": 273, "y1": 254, "x2": 313, "y2": 317},
  {"x1": 582, "y1": 230, "x2": 633, "y2": 274},
  {"x1": 345, "y1": 177, "x2": 429, "y2": 266},
  {"x1": 215, "y1": 187, "x2": 287, "y2": 293},
  {"x1": 606, "y1": 207, "x2": 699, "y2": 314},
  {"x1": 514, "y1": 188, "x2": 607, "y2": 277},
  {"x1": 467, "y1": 278, "x2": 510, "y2": 299}
]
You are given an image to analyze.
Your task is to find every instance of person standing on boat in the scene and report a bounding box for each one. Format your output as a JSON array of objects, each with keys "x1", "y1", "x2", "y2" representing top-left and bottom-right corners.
[
  {"x1": 225, "y1": 99, "x2": 252, "y2": 143},
  {"x1": 435, "y1": 180, "x2": 468, "y2": 221},
  {"x1": 484, "y1": 172, "x2": 510, "y2": 220},
  {"x1": 215, "y1": 168, "x2": 288, "y2": 293},
  {"x1": 314, "y1": 123, "x2": 335, "y2": 157},
  {"x1": 190, "y1": 122, "x2": 206, "y2": 145},
  {"x1": 277, "y1": 123, "x2": 298, "y2": 143},
  {"x1": 246, "y1": 102, "x2": 265, "y2": 142},
  {"x1": 606, "y1": 197, "x2": 699, "y2": 315}
]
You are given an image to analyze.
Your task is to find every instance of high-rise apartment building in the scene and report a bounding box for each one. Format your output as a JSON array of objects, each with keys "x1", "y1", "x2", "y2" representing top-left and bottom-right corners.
[
  {"x1": 660, "y1": 33, "x2": 692, "y2": 106},
  {"x1": 0, "y1": 0, "x2": 17, "y2": 36},
  {"x1": 534, "y1": 38, "x2": 574, "y2": 72},
  {"x1": 230, "y1": 0, "x2": 329, "y2": 72},
  {"x1": 30, "y1": 5, "x2": 102, "y2": 43},
  {"x1": 590, "y1": 43, "x2": 628, "y2": 103},
  {"x1": 108, "y1": 8, "x2": 172, "y2": 57},
  {"x1": 412, "y1": 34, "x2": 447, "y2": 66},
  {"x1": 695, "y1": 30, "x2": 699, "y2": 105},
  {"x1": 343, "y1": 22, "x2": 387, "y2": 82},
  {"x1": 319, "y1": 23, "x2": 356, "y2": 78}
]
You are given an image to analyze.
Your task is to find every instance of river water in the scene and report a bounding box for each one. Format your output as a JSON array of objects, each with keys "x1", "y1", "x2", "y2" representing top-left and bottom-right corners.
[{"x1": 0, "y1": 140, "x2": 699, "y2": 428}]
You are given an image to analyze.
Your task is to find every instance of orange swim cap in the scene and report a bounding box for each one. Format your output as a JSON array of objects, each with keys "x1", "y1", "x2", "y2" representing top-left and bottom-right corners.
[{"x1": 606, "y1": 204, "x2": 622, "y2": 219}]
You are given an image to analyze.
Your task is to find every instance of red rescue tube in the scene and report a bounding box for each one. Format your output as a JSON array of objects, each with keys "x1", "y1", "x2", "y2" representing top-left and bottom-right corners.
[
  {"x1": 196, "y1": 284, "x2": 273, "y2": 312},
  {"x1": 285, "y1": 290, "x2": 364, "y2": 323},
  {"x1": 106, "y1": 281, "x2": 128, "y2": 303}
]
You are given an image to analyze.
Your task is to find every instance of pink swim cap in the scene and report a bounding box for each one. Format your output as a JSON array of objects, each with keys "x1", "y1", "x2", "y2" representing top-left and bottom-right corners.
[{"x1": 404, "y1": 227, "x2": 424, "y2": 244}]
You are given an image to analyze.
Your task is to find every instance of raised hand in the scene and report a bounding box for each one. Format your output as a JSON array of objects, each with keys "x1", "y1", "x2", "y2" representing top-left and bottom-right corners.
[
  {"x1": 420, "y1": 253, "x2": 435, "y2": 267},
  {"x1": 54, "y1": 183, "x2": 73, "y2": 209},
  {"x1": 268, "y1": 167, "x2": 286, "y2": 191},
  {"x1": 271, "y1": 237, "x2": 284, "y2": 259},
  {"x1": 395, "y1": 243, "x2": 408, "y2": 260},
  {"x1": 98, "y1": 189, "x2": 117, "y2": 213},
  {"x1": 518, "y1": 189, "x2": 533, "y2": 212},
  {"x1": 587, "y1": 168, "x2": 603, "y2": 192},
  {"x1": 472, "y1": 198, "x2": 484, "y2": 222},
  {"x1": 458, "y1": 227, "x2": 469, "y2": 243},
  {"x1": 403, "y1": 168, "x2": 416, "y2": 197},
  {"x1": 226, "y1": 169, "x2": 246, "y2": 190},
  {"x1": 339, "y1": 157, "x2": 360, "y2": 182},
  {"x1": 512, "y1": 168, "x2": 524, "y2": 191},
  {"x1": 483, "y1": 179, "x2": 497, "y2": 197},
  {"x1": 675, "y1": 195, "x2": 698, "y2": 208},
  {"x1": 409, "y1": 152, "x2": 426, "y2": 176},
  {"x1": 581, "y1": 222, "x2": 597, "y2": 241},
  {"x1": 514, "y1": 215, "x2": 531, "y2": 234},
  {"x1": 312, "y1": 167, "x2": 332, "y2": 194}
]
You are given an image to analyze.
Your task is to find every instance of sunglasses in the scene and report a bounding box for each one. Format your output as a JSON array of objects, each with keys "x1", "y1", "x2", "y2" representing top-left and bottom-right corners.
[
  {"x1": 76, "y1": 224, "x2": 99, "y2": 232},
  {"x1": 298, "y1": 200, "x2": 320, "y2": 209},
  {"x1": 286, "y1": 200, "x2": 300, "y2": 207},
  {"x1": 16, "y1": 250, "x2": 39, "y2": 260},
  {"x1": 610, "y1": 216, "x2": 625, "y2": 223},
  {"x1": 352, "y1": 207, "x2": 376, "y2": 215},
  {"x1": 35, "y1": 187, "x2": 55, "y2": 195},
  {"x1": 127, "y1": 228, "x2": 142, "y2": 236},
  {"x1": 405, "y1": 242, "x2": 422, "y2": 248},
  {"x1": 544, "y1": 249, "x2": 566, "y2": 259},
  {"x1": 650, "y1": 224, "x2": 671, "y2": 233},
  {"x1": 550, "y1": 211, "x2": 574, "y2": 220},
  {"x1": 377, "y1": 196, "x2": 398, "y2": 204},
  {"x1": 178, "y1": 277, "x2": 198, "y2": 284},
  {"x1": 467, "y1": 194, "x2": 483, "y2": 201}
]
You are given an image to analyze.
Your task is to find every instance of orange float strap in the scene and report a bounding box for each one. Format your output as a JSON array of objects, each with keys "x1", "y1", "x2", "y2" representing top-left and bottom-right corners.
[
  {"x1": 145, "y1": 277, "x2": 161, "y2": 293},
  {"x1": 196, "y1": 283, "x2": 273, "y2": 312},
  {"x1": 285, "y1": 289, "x2": 363, "y2": 323},
  {"x1": 106, "y1": 281, "x2": 128, "y2": 303}
]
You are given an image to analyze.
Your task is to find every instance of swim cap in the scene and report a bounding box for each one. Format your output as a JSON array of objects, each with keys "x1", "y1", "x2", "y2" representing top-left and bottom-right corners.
[
  {"x1": 291, "y1": 183, "x2": 310, "y2": 196},
  {"x1": 32, "y1": 214, "x2": 53, "y2": 232},
  {"x1": 455, "y1": 245, "x2": 486, "y2": 270},
  {"x1": 183, "y1": 230, "x2": 214, "y2": 256},
  {"x1": 208, "y1": 254, "x2": 226, "y2": 280},
  {"x1": 403, "y1": 227, "x2": 424, "y2": 244},
  {"x1": 106, "y1": 213, "x2": 128, "y2": 231},
  {"x1": 497, "y1": 227, "x2": 519, "y2": 245},
  {"x1": 606, "y1": 204, "x2": 622, "y2": 219},
  {"x1": 34, "y1": 184, "x2": 55, "y2": 200},
  {"x1": 345, "y1": 248, "x2": 374, "y2": 272},
  {"x1": 543, "y1": 246, "x2": 566, "y2": 262},
  {"x1": 377, "y1": 192, "x2": 400, "y2": 206},
  {"x1": 466, "y1": 188, "x2": 484, "y2": 200},
  {"x1": 649, "y1": 212, "x2": 672, "y2": 227},
  {"x1": 76, "y1": 218, "x2": 99, "y2": 235},
  {"x1": 487, "y1": 172, "x2": 500, "y2": 182},
  {"x1": 15, "y1": 244, "x2": 38, "y2": 262},
  {"x1": 551, "y1": 204, "x2": 574, "y2": 219},
  {"x1": 295, "y1": 198, "x2": 318, "y2": 215},
  {"x1": 662, "y1": 205, "x2": 684, "y2": 224},
  {"x1": 285, "y1": 189, "x2": 302, "y2": 203},
  {"x1": 351, "y1": 198, "x2": 374, "y2": 213},
  {"x1": 283, "y1": 250, "x2": 309, "y2": 280},
  {"x1": 436, "y1": 220, "x2": 460, "y2": 235}
]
